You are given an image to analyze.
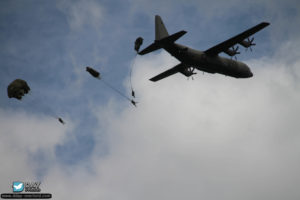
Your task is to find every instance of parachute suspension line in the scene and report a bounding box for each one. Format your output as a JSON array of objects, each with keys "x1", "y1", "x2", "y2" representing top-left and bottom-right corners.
[
  {"x1": 101, "y1": 78, "x2": 132, "y2": 102},
  {"x1": 130, "y1": 54, "x2": 138, "y2": 98},
  {"x1": 86, "y1": 66, "x2": 137, "y2": 107},
  {"x1": 131, "y1": 36, "x2": 143, "y2": 98}
]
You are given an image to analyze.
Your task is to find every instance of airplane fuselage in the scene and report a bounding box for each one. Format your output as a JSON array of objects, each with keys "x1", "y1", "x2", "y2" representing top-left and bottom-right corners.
[
  {"x1": 139, "y1": 15, "x2": 269, "y2": 81},
  {"x1": 163, "y1": 42, "x2": 253, "y2": 78}
]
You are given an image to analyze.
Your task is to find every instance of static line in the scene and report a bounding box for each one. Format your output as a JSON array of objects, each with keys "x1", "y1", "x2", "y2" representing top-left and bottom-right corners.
[
  {"x1": 130, "y1": 54, "x2": 138, "y2": 97},
  {"x1": 101, "y1": 78, "x2": 132, "y2": 102}
]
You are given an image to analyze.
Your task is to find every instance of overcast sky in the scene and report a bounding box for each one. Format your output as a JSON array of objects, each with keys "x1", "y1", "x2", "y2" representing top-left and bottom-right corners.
[{"x1": 1, "y1": 0, "x2": 300, "y2": 199}]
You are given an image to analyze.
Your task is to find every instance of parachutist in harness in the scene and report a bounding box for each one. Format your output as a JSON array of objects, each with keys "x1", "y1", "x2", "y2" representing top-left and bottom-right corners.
[
  {"x1": 131, "y1": 100, "x2": 137, "y2": 107},
  {"x1": 58, "y1": 118, "x2": 65, "y2": 125}
]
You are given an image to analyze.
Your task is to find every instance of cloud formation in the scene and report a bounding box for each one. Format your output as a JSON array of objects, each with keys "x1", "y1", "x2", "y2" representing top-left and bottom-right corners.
[
  {"x1": 20, "y1": 40, "x2": 299, "y2": 199},
  {"x1": 83, "y1": 42, "x2": 300, "y2": 200},
  {"x1": 0, "y1": 109, "x2": 72, "y2": 190},
  {"x1": 1, "y1": 1, "x2": 300, "y2": 200}
]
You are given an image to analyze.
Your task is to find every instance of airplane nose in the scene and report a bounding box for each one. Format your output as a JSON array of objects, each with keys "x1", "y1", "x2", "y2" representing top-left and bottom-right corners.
[
  {"x1": 249, "y1": 71, "x2": 253, "y2": 77},
  {"x1": 242, "y1": 63, "x2": 253, "y2": 78}
]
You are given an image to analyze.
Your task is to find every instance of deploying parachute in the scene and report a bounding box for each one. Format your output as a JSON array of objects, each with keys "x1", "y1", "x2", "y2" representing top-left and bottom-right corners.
[
  {"x1": 86, "y1": 66, "x2": 101, "y2": 79},
  {"x1": 7, "y1": 79, "x2": 30, "y2": 100},
  {"x1": 134, "y1": 37, "x2": 143, "y2": 53}
]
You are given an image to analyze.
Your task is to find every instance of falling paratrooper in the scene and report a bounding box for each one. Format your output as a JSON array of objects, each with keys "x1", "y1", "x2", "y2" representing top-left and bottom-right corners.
[
  {"x1": 7, "y1": 79, "x2": 31, "y2": 100},
  {"x1": 85, "y1": 66, "x2": 137, "y2": 107},
  {"x1": 58, "y1": 117, "x2": 65, "y2": 125}
]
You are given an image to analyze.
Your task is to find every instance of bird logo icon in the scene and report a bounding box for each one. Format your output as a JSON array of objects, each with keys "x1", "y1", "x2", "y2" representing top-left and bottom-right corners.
[{"x1": 12, "y1": 182, "x2": 24, "y2": 192}]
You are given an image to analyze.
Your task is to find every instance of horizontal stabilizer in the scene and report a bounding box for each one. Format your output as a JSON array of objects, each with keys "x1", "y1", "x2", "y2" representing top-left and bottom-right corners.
[
  {"x1": 138, "y1": 42, "x2": 161, "y2": 55},
  {"x1": 139, "y1": 31, "x2": 187, "y2": 55},
  {"x1": 159, "y1": 30, "x2": 187, "y2": 44}
]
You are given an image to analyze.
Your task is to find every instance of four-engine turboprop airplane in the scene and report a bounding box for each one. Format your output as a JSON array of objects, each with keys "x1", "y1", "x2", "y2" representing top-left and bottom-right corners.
[{"x1": 138, "y1": 15, "x2": 270, "y2": 81}]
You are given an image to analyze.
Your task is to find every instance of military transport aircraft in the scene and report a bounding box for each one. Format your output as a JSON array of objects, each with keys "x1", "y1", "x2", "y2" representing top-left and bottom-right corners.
[{"x1": 138, "y1": 15, "x2": 270, "y2": 81}]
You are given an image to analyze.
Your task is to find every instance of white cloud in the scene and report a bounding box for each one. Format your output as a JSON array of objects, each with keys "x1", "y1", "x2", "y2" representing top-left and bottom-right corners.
[
  {"x1": 89, "y1": 47, "x2": 300, "y2": 200},
  {"x1": 2, "y1": 37, "x2": 299, "y2": 200},
  {"x1": 1, "y1": 1, "x2": 300, "y2": 199},
  {"x1": 0, "y1": 109, "x2": 73, "y2": 191},
  {"x1": 34, "y1": 39, "x2": 300, "y2": 200}
]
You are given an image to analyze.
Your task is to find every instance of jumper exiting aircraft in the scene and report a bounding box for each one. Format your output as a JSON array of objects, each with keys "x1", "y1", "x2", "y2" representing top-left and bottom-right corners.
[{"x1": 138, "y1": 15, "x2": 270, "y2": 81}]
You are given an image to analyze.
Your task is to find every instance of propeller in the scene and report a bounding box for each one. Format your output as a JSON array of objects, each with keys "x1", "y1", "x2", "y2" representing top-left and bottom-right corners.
[
  {"x1": 185, "y1": 67, "x2": 196, "y2": 80},
  {"x1": 224, "y1": 46, "x2": 240, "y2": 59},
  {"x1": 243, "y1": 37, "x2": 256, "y2": 51},
  {"x1": 232, "y1": 46, "x2": 240, "y2": 60},
  {"x1": 232, "y1": 46, "x2": 240, "y2": 53}
]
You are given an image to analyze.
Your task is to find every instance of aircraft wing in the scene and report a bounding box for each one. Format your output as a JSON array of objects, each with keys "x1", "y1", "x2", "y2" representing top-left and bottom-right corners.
[
  {"x1": 150, "y1": 63, "x2": 186, "y2": 82},
  {"x1": 204, "y1": 22, "x2": 270, "y2": 56}
]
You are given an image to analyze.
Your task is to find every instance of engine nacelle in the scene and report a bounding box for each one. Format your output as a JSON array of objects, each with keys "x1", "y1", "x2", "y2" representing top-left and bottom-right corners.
[
  {"x1": 224, "y1": 46, "x2": 240, "y2": 57},
  {"x1": 182, "y1": 67, "x2": 196, "y2": 77},
  {"x1": 239, "y1": 37, "x2": 255, "y2": 48}
]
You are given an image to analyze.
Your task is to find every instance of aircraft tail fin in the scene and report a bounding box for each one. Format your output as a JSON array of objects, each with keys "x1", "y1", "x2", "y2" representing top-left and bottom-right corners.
[
  {"x1": 155, "y1": 15, "x2": 169, "y2": 40},
  {"x1": 138, "y1": 15, "x2": 187, "y2": 55}
]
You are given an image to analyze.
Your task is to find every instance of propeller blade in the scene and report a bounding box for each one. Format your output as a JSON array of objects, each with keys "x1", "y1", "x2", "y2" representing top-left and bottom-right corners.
[{"x1": 236, "y1": 46, "x2": 240, "y2": 54}]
